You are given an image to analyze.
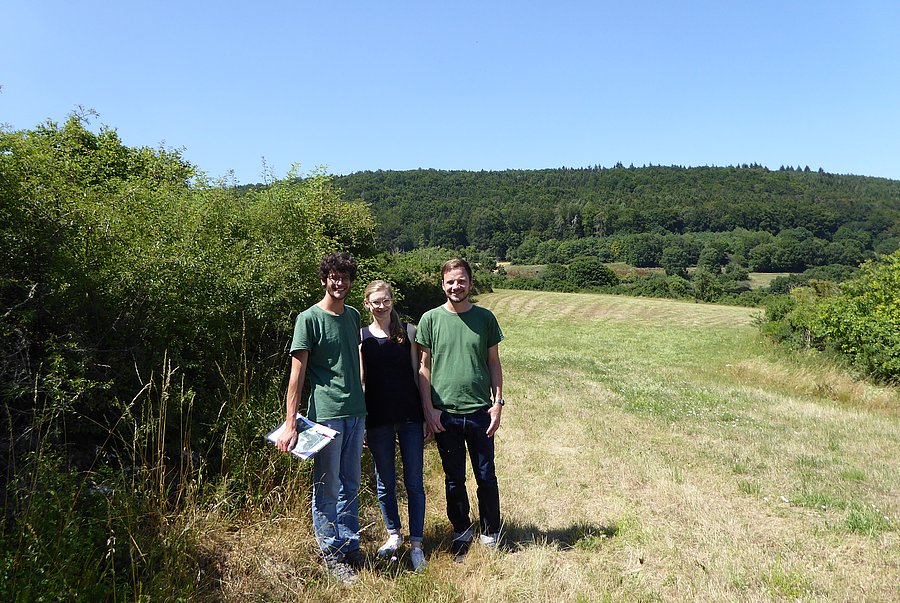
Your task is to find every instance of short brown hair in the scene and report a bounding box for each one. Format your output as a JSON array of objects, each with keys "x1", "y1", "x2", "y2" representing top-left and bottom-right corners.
[{"x1": 441, "y1": 258, "x2": 472, "y2": 281}]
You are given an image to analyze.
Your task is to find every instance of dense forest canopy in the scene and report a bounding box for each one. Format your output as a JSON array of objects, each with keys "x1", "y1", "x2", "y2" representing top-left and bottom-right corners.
[{"x1": 334, "y1": 167, "x2": 900, "y2": 269}]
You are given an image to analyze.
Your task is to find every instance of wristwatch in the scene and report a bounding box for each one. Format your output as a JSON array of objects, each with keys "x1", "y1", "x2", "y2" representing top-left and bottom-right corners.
[{"x1": 494, "y1": 398, "x2": 506, "y2": 406}]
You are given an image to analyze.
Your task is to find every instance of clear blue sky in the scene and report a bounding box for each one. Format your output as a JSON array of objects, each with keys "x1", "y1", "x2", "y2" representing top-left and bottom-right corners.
[{"x1": 3, "y1": 1, "x2": 899, "y2": 184}]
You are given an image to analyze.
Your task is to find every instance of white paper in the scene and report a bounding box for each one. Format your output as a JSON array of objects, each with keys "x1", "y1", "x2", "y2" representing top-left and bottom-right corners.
[{"x1": 266, "y1": 414, "x2": 339, "y2": 460}]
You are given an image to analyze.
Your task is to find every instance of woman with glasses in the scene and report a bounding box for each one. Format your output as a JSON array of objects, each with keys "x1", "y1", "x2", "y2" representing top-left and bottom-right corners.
[{"x1": 360, "y1": 280, "x2": 427, "y2": 571}]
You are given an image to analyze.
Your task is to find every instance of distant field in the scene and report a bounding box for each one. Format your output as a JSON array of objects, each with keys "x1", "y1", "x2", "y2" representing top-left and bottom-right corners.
[
  {"x1": 503, "y1": 265, "x2": 792, "y2": 291},
  {"x1": 216, "y1": 290, "x2": 898, "y2": 601},
  {"x1": 503, "y1": 262, "x2": 668, "y2": 278},
  {"x1": 500, "y1": 263, "x2": 542, "y2": 278},
  {"x1": 604, "y1": 262, "x2": 666, "y2": 277},
  {"x1": 748, "y1": 272, "x2": 792, "y2": 289}
]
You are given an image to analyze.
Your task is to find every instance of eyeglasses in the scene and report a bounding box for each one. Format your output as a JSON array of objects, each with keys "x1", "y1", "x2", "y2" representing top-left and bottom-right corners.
[
  {"x1": 367, "y1": 298, "x2": 393, "y2": 308},
  {"x1": 328, "y1": 274, "x2": 351, "y2": 283}
]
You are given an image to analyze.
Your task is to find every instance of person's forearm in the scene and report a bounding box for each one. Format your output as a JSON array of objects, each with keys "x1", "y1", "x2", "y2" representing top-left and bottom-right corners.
[
  {"x1": 409, "y1": 338, "x2": 421, "y2": 392},
  {"x1": 418, "y1": 364, "x2": 435, "y2": 411},
  {"x1": 277, "y1": 352, "x2": 306, "y2": 451},
  {"x1": 489, "y1": 361, "x2": 503, "y2": 401},
  {"x1": 285, "y1": 385, "x2": 300, "y2": 423},
  {"x1": 419, "y1": 349, "x2": 444, "y2": 432},
  {"x1": 285, "y1": 352, "x2": 308, "y2": 421}
]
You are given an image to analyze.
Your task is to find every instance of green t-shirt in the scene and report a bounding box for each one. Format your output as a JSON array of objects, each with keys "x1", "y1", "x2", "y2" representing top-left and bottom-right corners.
[
  {"x1": 415, "y1": 305, "x2": 504, "y2": 414},
  {"x1": 290, "y1": 305, "x2": 366, "y2": 421}
]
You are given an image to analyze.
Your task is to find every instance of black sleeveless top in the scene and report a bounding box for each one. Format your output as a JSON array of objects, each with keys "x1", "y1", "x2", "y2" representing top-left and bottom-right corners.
[{"x1": 360, "y1": 324, "x2": 424, "y2": 427}]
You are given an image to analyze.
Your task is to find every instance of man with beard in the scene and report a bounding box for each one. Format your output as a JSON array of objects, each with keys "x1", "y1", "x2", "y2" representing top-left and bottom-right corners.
[
  {"x1": 276, "y1": 251, "x2": 366, "y2": 583},
  {"x1": 416, "y1": 258, "x2": 505, "y2": 560}
]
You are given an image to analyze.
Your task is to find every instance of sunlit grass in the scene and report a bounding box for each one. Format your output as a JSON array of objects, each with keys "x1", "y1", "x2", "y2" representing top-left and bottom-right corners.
[
  {"x1": 203, "y1": 289, "x2": 897, "y2": 601},
  {"x1": 747, "y1": 272, "x2": 791, "y2": 289}
]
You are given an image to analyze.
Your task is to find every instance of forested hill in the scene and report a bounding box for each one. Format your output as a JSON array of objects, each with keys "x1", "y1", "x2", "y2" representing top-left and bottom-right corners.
[{"x1": 334, "y1": 166, "x2": 900, "y2": 261}]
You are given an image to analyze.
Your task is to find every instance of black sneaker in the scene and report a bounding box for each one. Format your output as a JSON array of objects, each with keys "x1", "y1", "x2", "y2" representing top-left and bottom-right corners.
[
  {"x1": 343, "y1": 549, "x2": 367, "y2": 570},
  {"x1": 450, "y1": 538, "x2": 470, "y2": 562},
  {"x1": 325, "y1": 558, "x2": 358, "y2": 584}
]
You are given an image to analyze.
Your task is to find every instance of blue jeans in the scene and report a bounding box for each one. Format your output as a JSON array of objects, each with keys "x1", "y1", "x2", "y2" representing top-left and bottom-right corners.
[
  {"x1": 311, "y1": 416, "x2": 365, "y2": 559},
  {"x1": 434, "y1": 409, "x2": 501, "y2": 535},
  {"x1": 366, "y1": 421, "x2": 426, "y2": 542}
]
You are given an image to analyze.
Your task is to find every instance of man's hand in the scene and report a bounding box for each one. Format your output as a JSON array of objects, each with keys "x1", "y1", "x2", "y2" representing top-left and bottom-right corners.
[
  {"x1": 486, "y1": 402, "x2": 502, "y2": 437},
  {"x1": 276, "y1": 423, "x2": 298, "y2": 452},
  {"x1": 425, "y1": 406, "x2": 444, "y2": 434}
]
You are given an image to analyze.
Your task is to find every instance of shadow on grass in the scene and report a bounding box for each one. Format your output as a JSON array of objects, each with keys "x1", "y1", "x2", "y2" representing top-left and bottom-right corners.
[
  {"x1": 502, "y1": 518, "x2": 619, "y2": 551},
  {"x1": 420, "y1": 518, "x2": 619, "y2": 555}
]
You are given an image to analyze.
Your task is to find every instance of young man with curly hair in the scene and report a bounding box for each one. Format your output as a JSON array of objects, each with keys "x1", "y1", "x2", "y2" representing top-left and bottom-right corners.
[{"x1": 276, "y1": 251, "x2": 367, "y2": 583}]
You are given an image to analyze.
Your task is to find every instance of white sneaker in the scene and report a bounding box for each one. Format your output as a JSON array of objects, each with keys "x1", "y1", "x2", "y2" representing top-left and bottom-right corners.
[
  {"x1": 410, "y1": 546, "x2": 426, "y2": 572},
  {"x1": 377, "y1": 533, "x2": 403, "y2": 559},
  {"x1": 480, "y1": 532, "x2": 500, "y2": 549}
]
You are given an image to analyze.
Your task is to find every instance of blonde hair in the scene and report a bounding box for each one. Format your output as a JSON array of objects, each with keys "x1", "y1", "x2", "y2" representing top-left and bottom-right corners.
[{"x1": 363, "y1": 280, "x2": 406, "y2": 344}]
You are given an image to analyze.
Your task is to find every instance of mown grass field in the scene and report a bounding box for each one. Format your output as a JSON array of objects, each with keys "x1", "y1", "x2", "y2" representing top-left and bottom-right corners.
[
  {"x1": 211, "y1": 289, "x2": 898, "y2": 602},
  {"x1": 747, "y1": 272, "x2": 792, "y2": 289}
]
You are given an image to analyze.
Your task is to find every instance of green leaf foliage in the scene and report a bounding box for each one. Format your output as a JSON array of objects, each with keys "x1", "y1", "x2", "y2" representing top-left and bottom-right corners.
[
  {"x1": 1, "y1": 114, "x2": 380, "y2": 598},
  {"x1": 761, "y1": 250, "x2": 900, "y2": 383},
  {"x1": 2, "y1": 117, "x2": 374, "y2": 445},
  {"x1": 567, "y1": 256, "x2": 620, "y2": 288}
]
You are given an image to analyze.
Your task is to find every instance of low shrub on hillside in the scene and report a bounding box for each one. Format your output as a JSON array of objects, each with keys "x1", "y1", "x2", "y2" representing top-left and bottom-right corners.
[{"x1": 767, "y1": 264, "x2": 859, "y2": 294}]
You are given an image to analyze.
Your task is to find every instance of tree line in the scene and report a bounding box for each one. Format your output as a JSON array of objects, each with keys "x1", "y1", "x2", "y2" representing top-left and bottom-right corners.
[{"x1": 334, "y1": 167, "x2": 900, "y2": 271}]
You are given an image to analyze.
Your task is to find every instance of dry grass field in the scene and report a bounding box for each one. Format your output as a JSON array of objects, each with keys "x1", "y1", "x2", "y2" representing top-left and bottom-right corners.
[
  {"x1": 747, "y1": 272, "x2": 792, "y2": 289},
  {"x1": 207, "y1": 289, "x2": 898, "y2": 602}
]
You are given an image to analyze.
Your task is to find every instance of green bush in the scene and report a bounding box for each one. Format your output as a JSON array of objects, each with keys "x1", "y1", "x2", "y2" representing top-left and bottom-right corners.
[
  {"x1": 567, "y1": 256, "x2": 620, "y2": 288},
  {"x1": 691, "y1": 267, "x2": 726, "y2": 302},
  {"x1": 610, "y1": 274, "x2": 673, "y2": 298},
  {"x1": 0, "y1": 115, "x2": 379, "y2": 598},
  {"x1": 666, "y1": 275, "x2": 692, "y2": 298},
  {"x1": 760, "y1": 250, "x2": 900, "y2": 383},
  {"x1": 813, "y1": 252, "x2": 900, "y2": 382}
]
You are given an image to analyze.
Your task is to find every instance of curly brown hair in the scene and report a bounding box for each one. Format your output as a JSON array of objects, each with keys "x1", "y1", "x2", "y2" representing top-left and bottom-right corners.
[{"x1": 318, "y1": 251, "x2": 357, "y2": 282}]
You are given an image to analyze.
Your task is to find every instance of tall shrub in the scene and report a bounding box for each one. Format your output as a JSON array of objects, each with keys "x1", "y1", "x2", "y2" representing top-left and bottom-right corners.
[
  {"x1": 813, "y1": 251, "x2": 900, "y2": 382},
  {"x1": 761, "y1": 250, "x2": 900, "y2": 383},
  {"x1": 1, "y1": 115, "x2": 378, "y2": 596}
]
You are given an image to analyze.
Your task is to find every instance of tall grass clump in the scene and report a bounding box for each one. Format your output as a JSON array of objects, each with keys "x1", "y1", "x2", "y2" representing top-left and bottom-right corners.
[{"x1": 0, "y1": 361, "x2": 210, "y2": 601}]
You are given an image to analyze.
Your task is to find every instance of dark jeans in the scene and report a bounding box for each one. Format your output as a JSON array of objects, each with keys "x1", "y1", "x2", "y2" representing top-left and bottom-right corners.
[{"x1": 434, "y1": 408, "x2": 501, "y2": 535}]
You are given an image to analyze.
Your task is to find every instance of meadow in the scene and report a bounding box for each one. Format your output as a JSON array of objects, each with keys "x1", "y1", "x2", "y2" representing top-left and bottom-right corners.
[
  {"x1": 208, "y1": 289, "x2": 897, "y2": 602},
  {"x1": 746, "y1": 272, "x2": 791, "y2": 289}
]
